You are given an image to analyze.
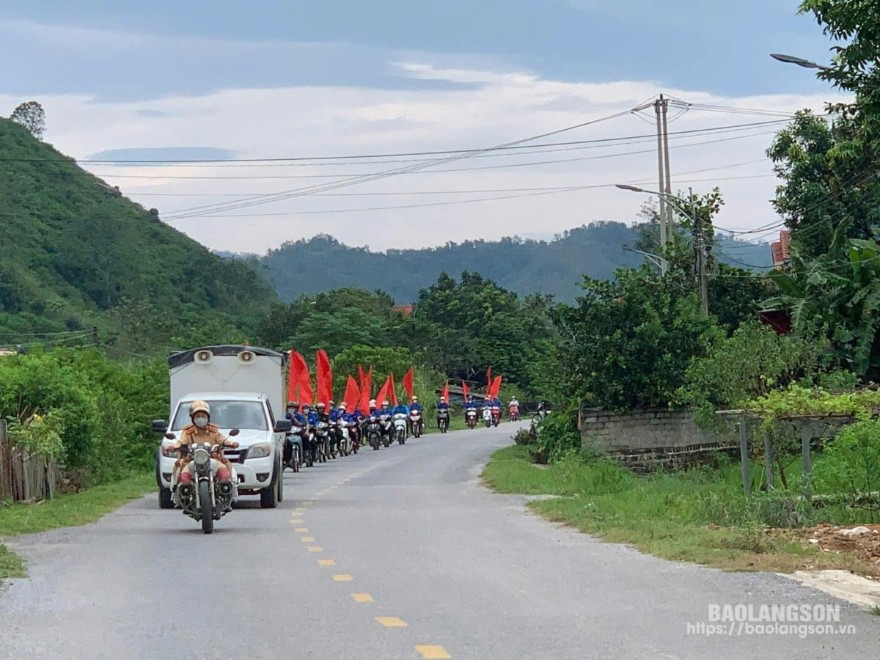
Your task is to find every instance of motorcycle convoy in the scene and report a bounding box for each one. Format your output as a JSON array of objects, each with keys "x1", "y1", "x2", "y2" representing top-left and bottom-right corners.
[{"x1": 165, "y1": 395, "x2": 523, "y2": 534}]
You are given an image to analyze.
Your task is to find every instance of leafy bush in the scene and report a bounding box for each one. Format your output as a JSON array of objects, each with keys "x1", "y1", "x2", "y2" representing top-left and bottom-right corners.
[
  {"x1": 680, "y1": 321, "x2": 830, "y2": 427},
  {"x1": 533, "y1": 408, "x2": 581, "y2": 463},
  {"x1": 513, "y1": 426, "x2": 537, "y2": 446},
  {"x1": 0, "y1": 348, "x2": 167, "y2": 486},
  {"x1": 7, "y1": 413, "x2": 64, "y2": 458},
  {"x1": 814, "y1": 419, "x2": 880, "y2": 501}
]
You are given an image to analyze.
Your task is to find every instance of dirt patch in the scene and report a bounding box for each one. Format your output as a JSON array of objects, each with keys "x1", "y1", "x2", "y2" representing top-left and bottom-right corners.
[{"x1": 801, "y1": 524, "x2": 880, "y2": 572}]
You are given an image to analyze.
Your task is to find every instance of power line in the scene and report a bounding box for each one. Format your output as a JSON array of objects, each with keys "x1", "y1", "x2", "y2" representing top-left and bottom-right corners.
[
  {"x1": 160, "y1": 108, "x2": 643, "y2": 220},
  {"x1": 0, "y1": 118, "x2": 793, "y2": 166}
]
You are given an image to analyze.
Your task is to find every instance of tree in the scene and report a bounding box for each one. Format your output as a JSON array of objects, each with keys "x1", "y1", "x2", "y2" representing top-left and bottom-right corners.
[
  {"x1": 10, "y1": 101, "x2": 46, "y2": 139},
  {"x1": 554, "y1": 267, "x2": 716, "y2": 411}
]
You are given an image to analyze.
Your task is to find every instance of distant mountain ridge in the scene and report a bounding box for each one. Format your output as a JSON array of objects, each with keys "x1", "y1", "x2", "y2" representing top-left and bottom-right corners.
[{"x1": 254, "y1": 223, "x2": 774, "y2": 303}]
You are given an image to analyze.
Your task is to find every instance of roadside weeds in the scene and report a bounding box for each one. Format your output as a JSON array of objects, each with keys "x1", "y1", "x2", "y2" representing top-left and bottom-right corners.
[{"x1": 481, "y1": 445, "x2": 880, "y2": 579}]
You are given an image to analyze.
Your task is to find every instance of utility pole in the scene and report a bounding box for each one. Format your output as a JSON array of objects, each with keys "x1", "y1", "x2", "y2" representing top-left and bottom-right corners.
[
  {"x1": 691, "y1": 187, "x2": 708, "y2": 318},
  {"x1": 654, "y1": 96, "x2": 668, "y2": 270}
]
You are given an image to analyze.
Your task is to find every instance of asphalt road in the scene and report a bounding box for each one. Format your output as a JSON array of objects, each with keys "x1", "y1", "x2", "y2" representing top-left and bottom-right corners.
[{"x1": 2, "y1": 424, "x2": 879, "y2": 659}]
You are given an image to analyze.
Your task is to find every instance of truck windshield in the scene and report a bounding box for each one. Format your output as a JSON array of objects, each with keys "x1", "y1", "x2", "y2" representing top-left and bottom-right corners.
[{"x1": 172, "y1": 400, "x2": 268, "y2": 431}]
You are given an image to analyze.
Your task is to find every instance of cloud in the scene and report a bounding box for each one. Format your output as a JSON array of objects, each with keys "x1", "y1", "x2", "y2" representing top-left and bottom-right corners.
[
  {"x1": 86, "y1": 147, "x2": 240, "y2": 165},
  {"x1": 0, "y1": 60, "x2": 847, "y2": 255}
]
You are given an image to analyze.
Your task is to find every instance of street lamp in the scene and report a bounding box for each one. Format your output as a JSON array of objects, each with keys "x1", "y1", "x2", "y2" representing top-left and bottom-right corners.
[
  {"x1": 770, "y1": 53, "x2": 832, "y2": 71},
  {"x1": 616, "y1": 184, "x2": 709, "y2": 316}
]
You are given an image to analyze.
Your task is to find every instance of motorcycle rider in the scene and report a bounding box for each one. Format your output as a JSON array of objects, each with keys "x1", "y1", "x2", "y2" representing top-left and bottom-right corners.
[
  {"x1": 436, "y1": 395, "x2": 450, "y2": 428},
  {"x1": 302, "y1": 403, "x2": 318, "y2": 464},
  {"x1": 315, "y1": 402, "x2": 334, "y2": 458},
  {"x1": 283, "y1": 400, "x2": 306, "y2": 467},
  {"x1": 391, "y1": 399, "x2": 410, "y2": 439},
  {"x1": 508, "y1": 397, "x2": 520, "y2": 421},
  {"x1": 490, "y1": 396, "x2": 502, "y2": 424},
  {"x1": 331, "y1": 403, "x2": 350, "y2": 452},
  {"x1": 407, "y1": 396, "x2": 423, "y2": 435},
  {"x1": 171, "y1": 400, "x2": 239, "y2": 499},
  {"x1": 378, "y1": 399, "x2": 394, "y2": 442}
]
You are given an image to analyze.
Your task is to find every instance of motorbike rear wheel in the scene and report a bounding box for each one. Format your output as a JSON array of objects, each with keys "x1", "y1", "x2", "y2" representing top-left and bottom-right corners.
[{"x1": 199, "y1": 481, "x2": 213, "y2": 534}]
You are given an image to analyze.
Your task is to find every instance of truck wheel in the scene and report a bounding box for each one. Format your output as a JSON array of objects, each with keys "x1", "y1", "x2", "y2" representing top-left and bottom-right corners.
[
  {"x1": 261, "y1": 463, "x2": 279, "y2": 509},
  {"x1": 158, "y1": 487, "x2": 174, "y2": 509},
  {"x1": 277, "y1": 458, "x2": 284, "y2": 503}
]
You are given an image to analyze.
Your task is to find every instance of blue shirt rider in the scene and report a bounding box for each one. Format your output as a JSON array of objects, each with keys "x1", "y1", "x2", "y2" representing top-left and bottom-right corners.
[
  {"x1": 409, "y1": 396, "x2": 423, "y2": 413},
  {"x1": 302, "y1": 404, "x2": 319, "y2": 426},
  {"x1": 286, "y1": 402, "x2": 308, "y2": 427},
  {"x1": 436, "y1": 396, "x2": 450, "y2": 412},
  {"x1": 464, "y1": 396, "x2": 478, "y2": 411},
  {"x1": 391, "y1": 402, "x2": 410, "y2": 416}
]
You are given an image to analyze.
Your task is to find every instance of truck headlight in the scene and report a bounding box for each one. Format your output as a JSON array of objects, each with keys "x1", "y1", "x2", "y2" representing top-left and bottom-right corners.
[{"x1": 247, "y1": 443, "x2": 272, "y2": 459}]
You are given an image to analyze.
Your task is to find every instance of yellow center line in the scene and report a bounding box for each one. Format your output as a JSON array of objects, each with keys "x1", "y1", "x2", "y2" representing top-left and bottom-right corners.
[
  {"x1": 416, "y1": 645, "x2": 452, "y2": 659},
  {"x1": 317, "y1": 559, "x2": 336, "y2": 566},
  {"x1": 300, "y1": 537, "x2": 316, "y2": 543},
  {"x1": 375, "y1": 616, "x2": 407, "y2": 628},
  {"x1": 351, "y1": 593, "x2": 374, "y2": 603},
  {"x1": 294, "y1": 527, "x2": 308, "y2": 532},
  {"x1": 332, "y1": 574, "x2": 353, "y2": 582},
  {"x1": 307, "y1": 546, "x2": 323, "y2": 552}
]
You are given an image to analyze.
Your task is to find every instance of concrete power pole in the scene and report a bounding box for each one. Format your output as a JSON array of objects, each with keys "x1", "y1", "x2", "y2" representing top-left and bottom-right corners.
[
  {"x1": 653, "y1": 95, "x2": 672, "y2": 274},
  {"x1": 654, "y1": 97, "x2": 667, "y2": 264}
]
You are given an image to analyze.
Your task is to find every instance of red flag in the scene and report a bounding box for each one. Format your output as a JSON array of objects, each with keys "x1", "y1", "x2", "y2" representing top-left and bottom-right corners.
[
  {"x1": 343, "y1": 376, "x2": 360, "y2": 413},
  {"x1": 489, "y1": 375, "x2": 502, "y2": 398},
  {"x1": 389, "y1": 373, "x2": 398, "y2": 406},
  {"x1": 441, "y1": 381, "x2": 449, "y2": 402},
  {"x1": 375, "y1": 375, "x2": 391, "y2": 406},
  {"x1": 287, "y1": 350, "x2": 301, "y2": 403},
  {"x1": 402, "y1": 367, "x2": 414, "y2": 401},
  {"x1": 462, "y1": 381, "x2": 469, "y2": 400},
  {"x1": 357, "y1": 365, "x2": 366, "y2": 393},
  {"x1": 316, "y1": 349, "x2": 333, "y2": 406},
  {"x1": 486, "y1": 367, "x2": 492, "y2": 392},
  {"x1": 292, "y1": 351, "x2": 313, "y2": 404},
  {"x1": 359, "y1": 367, "x2": 373, "y2": 411}
]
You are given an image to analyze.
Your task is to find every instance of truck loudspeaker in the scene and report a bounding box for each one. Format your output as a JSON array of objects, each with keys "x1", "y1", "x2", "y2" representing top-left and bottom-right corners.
[
  {"x1": 238, "y1": 350, "x2": 256, "y2": 364},
  {"x1": 194, "y1": 350, "x2": 214, "y2": 363}
]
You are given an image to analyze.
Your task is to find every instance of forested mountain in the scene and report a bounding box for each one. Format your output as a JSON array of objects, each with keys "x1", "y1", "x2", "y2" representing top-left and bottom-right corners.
[
  {"x1": 0, "y1": 118, "x2": 277, "y2": 345},
  {"x1": 259, "y1": 224, "x2": 774, "y2": 303}
]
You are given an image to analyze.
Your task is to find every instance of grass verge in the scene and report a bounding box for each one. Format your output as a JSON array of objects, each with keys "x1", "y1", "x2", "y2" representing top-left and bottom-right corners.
[
  {"x1": 482, "y1": 445, "x2": 875, "y2": 575},
  {"x1": 0, "y1": 472, "x2": 154, "y2": 581}
]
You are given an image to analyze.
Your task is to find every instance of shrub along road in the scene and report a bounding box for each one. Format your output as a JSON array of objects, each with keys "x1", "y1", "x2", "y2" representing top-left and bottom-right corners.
[{"x1": 1, "y1": 425, "x2": 878, "y2": 658}]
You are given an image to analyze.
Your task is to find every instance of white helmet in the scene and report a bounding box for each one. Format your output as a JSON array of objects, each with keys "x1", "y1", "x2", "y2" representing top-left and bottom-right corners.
[
  {"x1": 338, "y1": 403, "x2": 347, "y2": 410},
  {"x1": 369, "y1": 399, "x2": 377, "y2": 407},
  {"x1": 440, "y1": 396, "x2": 446, "y2": 402}
]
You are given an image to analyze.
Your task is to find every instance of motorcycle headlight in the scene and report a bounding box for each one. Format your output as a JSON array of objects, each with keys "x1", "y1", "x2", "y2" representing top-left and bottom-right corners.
[
  {"x1": 193, "y1": 447, "x2": 210, "y2": 467},
  {"x1": 247, "y1": 443, "x2": 272, "y2": 459}
]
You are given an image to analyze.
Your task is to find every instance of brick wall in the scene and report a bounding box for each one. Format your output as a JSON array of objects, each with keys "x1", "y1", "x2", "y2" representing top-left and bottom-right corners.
[{"x1": 578, "y1": 407, "x2": 737, "y2": 473}]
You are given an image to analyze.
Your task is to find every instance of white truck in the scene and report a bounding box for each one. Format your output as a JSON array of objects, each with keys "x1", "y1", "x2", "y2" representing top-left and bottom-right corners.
[{"x1": 153, "y1": 345, "x2": 290, "y2": 510}]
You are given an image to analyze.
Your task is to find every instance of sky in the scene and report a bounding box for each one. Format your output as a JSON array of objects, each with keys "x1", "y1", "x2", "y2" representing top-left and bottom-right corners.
[{"x1": 0, "y1": 1, "x2": 847, "y2": 254}]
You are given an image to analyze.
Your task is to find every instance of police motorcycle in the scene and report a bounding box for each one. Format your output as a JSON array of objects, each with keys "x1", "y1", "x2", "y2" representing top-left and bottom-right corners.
[{"x1": 167, "y1": 428, "x2": 240, "y2": 534}]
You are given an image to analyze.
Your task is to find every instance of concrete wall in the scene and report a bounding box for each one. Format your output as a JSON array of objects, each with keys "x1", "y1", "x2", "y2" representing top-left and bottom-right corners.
[{"x1": 578, "y1": 407, "x2": 737, "y2": 473}]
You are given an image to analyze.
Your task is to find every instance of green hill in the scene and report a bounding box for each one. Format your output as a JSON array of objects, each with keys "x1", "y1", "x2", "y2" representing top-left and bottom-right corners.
[
  {"x1": 259, "y1": 224, "x2": 774, "y2": 303},
  {"x1": 0, "y1": 119, "x2": 277, "y2": 345}
]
